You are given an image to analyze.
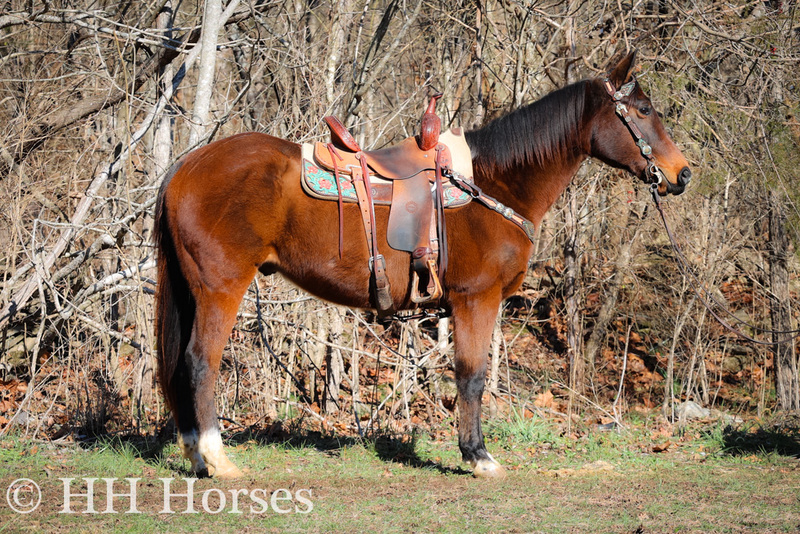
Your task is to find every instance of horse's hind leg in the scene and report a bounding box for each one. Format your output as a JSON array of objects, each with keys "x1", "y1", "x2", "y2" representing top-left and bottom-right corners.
[
  {"x1": 451, "y1": 292, "x2": 507, "y2": 478},
  {"x1": 179, "y1": 284, "x2": 253, "y2": 479}
]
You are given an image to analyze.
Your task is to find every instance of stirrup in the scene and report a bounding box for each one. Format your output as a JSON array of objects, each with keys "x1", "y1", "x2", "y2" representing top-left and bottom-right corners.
[{"x1": 411, "y1": 259, "x2": 443, "y2": 304}]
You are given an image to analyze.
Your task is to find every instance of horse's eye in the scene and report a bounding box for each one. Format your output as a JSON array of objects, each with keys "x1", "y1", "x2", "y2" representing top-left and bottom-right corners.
[{"x1": 639, "y1": 106, "x2": 652, "y2": 116}]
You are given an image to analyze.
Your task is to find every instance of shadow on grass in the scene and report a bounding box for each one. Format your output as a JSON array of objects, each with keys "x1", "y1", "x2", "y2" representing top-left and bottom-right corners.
[
  {"x1": 227, "y1": 422, "x2": 470, "y2": 476},
  {"x1": 74, "y1": 430, "x2": 195, "y2": 475},
  {"x1": 719, "y1": 423, "x2": 800, "y2": 458},
  {"x1": 371, "y1": 435, "x2": 471, "y2": 475},
  {"x1": 75, "y1": 419, "x2": 470, "y2": 477}
]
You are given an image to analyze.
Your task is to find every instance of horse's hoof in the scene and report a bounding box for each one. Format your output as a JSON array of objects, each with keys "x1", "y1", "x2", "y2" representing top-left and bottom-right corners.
[
  {"x1": 471, "y1": 457, "x2": 507, "y2": 479},
  {"x1": 195, "y1": 466, "x2": 211, "y2": 479},
  {"x1": 211, "y1": 462, "x2": 244, "y2": 480}
]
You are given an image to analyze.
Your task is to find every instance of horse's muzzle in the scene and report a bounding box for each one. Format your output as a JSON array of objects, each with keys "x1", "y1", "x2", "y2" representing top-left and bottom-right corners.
[
  {"x1": 665, "y1": 166, "x2": 691, "y2": 195},
  {"x1": 678, "y1": 166, "x2": 692, "y2": 187}
]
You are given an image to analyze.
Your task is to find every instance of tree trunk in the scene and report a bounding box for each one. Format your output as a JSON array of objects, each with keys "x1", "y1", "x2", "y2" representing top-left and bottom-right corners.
[
  {"x1": 564, "y1": 1, "x2": 584, "y2": 400},
  {"x1": 325, "y1": 0, "x2": 353, "y2": 113},
  {"x1": 768, "y1": 190, "x2": 800, "y2": 411},
  {"x1": 489, "y1": 321, "x2": 502, "y2": 418},
  {"x1": 564, "y1": 185, "x2": 584, "y2": 396},
  {"x1": 472, "y1": 2, "x2": 484, "y2": 128},
  {"x1": 189, "y1": 0, "x2": 223, "y2": 146},
  {"x1": 325, "y1": 309, "x2": 344, "y2": 414},
  {"x1": 134, "y1": 0, "x2": 176, "y2": 425},
  {"x1": 153, "y1": 1, "x2": 175, "y2": 180}
]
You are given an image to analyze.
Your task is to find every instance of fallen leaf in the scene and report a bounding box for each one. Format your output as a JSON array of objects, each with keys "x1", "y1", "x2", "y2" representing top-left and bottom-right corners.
[
  {"x1": 652, "y1": 442, "x2": 671, "y2": 453},
  {"x1": 534, "y1": 390, "x2": 555, "y2": 409}
]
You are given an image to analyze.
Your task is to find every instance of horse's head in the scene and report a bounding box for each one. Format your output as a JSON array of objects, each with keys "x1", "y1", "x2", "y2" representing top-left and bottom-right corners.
[{"x1": 588, "y1": 51, "x2": 691, "y2": 196}]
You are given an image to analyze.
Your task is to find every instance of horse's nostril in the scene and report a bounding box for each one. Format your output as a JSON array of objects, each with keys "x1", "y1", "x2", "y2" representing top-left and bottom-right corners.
[{"x1": 678, "y1": 167, "x2": 692, "y2": 186}]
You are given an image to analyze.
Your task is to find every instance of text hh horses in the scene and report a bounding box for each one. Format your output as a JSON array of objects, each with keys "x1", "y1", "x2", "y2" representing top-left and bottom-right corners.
[{"x1": 154, "y1": 52, "x2": 691, "y2": 478}]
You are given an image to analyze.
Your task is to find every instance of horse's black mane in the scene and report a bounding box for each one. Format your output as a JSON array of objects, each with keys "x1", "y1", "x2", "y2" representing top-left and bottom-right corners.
[{"x1": 465, "y1": 80, "x2": 587, "y2": 176}]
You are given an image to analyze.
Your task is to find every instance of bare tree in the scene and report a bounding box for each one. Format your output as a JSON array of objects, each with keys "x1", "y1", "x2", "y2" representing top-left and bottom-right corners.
[
  {"x1": 2, "y1": 0, "x2": 799, "y2": 440},
  {"x1": 769, "y1": 190, "x2": 799, "y2": 411}
]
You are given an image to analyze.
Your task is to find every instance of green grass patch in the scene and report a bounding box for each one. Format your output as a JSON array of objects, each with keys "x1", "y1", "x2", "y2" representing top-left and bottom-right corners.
[{"x1": 0, "y1": 417, "x2": 798, "y2": 533}]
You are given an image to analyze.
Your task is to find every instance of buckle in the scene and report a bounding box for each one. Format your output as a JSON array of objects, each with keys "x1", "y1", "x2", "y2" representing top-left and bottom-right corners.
[
  {"x1": 522, "y1": 220, "x2": 536, "y2": 241},
  {"x1": 369, "y1": 254, "x2": 385, "y2": 271}
]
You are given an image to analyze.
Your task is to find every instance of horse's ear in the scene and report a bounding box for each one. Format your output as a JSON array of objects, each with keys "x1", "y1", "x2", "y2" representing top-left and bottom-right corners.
[{"x1": 608, "y1": 50, "x2": 637, "y2": 87}]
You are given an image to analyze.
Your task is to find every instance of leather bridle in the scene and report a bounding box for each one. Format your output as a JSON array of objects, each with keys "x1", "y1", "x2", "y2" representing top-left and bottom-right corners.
[{"x1": 601, "y1": 76, "x2": 667, "y2": 189}]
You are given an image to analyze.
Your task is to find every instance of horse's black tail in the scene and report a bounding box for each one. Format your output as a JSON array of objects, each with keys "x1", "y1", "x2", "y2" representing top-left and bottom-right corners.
[{"x1": 154, "y1": 163, "x2": 195, "y2": 424}]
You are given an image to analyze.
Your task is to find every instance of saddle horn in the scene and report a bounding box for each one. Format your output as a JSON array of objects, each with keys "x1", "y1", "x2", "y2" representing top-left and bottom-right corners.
[{"x1": 418, "y1": 93, "x2": 443, "y2": 151}]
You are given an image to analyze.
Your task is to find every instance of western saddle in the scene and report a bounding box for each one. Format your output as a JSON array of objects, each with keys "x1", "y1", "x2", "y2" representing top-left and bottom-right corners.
[{"x1": 307, "y1": 94, "x2": 466, "y2": 318}]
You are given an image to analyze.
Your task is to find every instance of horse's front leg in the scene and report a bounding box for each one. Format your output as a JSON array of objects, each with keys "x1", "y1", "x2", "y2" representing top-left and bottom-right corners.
[{"x1": 451, "y1": 292, "x2": 507, "y2": 478}]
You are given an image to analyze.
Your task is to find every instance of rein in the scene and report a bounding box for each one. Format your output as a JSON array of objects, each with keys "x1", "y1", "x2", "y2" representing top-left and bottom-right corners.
[{"x1": 603, "y1": 75, "x2": 800, "y2": 346}]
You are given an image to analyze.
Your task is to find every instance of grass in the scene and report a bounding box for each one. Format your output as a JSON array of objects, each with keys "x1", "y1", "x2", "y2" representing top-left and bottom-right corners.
[{"x1": 0, "y1": 416, "x2": 798, "y2": 533}]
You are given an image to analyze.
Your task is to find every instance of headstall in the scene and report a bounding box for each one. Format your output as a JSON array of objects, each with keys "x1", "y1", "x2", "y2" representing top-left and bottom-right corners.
[{"x1": 601, "y1": 76, "x2": 667, "y2": 189}]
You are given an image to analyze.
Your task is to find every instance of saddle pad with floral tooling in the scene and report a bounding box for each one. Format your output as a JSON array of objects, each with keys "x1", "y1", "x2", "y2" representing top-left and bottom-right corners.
[{"x1": 301, "y1": 129, "x2": 474, "y2": 208}]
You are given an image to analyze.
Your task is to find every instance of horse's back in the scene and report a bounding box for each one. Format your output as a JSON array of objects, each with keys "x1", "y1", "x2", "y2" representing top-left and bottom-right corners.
[{"x1": 169, "y1": 132, "x2": 300, "y2": 186}]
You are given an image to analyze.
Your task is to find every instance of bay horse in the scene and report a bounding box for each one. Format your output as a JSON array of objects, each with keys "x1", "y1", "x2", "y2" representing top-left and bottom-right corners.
[{"x1": 154, "y1": 52, "x2": 691, "y2": 479}]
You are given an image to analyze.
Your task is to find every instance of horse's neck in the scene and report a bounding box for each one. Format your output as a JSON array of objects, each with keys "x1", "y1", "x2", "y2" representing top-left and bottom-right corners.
[
  {"x1": 528, "y1": 157, "x2": 588, "y2": 226},
  {"x1": 473, "y1": 154, "x2": 587, "y2": 229}
]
